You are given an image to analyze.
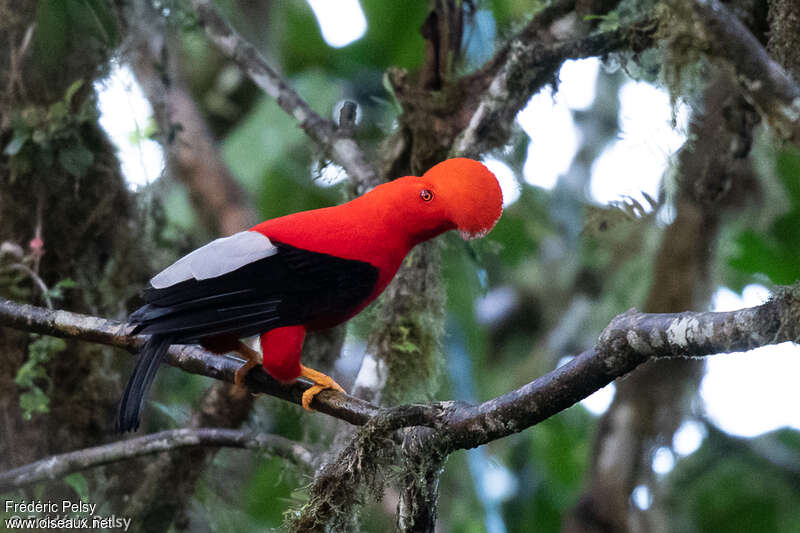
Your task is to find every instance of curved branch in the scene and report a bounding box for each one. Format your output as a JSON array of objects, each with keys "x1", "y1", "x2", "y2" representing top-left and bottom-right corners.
[
  {"x1": 1, "y1": 286, "x2": 798, "y2": 449},
  {"x1": 466, "y1": 0, "x2": 576, "y2": 88},
  {"x1": 454, "y1": 18, "x2": 656, "y2": 157},
  {"x1": 439, "y1": 287, "x2": 800, "y2": 450},
  {"x1": 0, "y1": 428, "x2": 316, "y2": 492},
  {"x1": 188, "y1": 0, "x2": 380, "y2": 191},
  {"x1": 683, "y1": 0, "x2": 800, "y2": 141}
]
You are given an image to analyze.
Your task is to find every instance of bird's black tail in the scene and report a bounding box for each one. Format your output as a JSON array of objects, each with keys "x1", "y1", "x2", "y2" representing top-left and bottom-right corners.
[{"x1": 116, "y1": 334, "x2": 174, "y2": 432}]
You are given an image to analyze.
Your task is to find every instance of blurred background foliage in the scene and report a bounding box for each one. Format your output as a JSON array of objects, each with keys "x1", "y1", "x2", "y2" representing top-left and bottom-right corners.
[{"x1": 2, "y1": 0, "x2": 800, "y2": 531}]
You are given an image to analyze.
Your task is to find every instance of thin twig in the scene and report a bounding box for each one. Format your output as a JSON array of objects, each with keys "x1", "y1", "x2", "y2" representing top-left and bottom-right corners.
[
  {"x1": 188, "y1": 0, "x2": 380, "y2": 191},
  {"x1": 0, "y1": 428, "x2": 316, "y2": 491},
  {"x1": 7, "y1": 263, "x2": 52, "y2": 309}
]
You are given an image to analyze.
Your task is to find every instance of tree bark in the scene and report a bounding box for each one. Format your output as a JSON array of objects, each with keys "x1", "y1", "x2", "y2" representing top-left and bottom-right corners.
[
  {"x1": 0, "y1": 0, "x2": 150, "y2": 512},
  {"x1": 768, "y1": 0, "x2": 800, "y2": 81}
]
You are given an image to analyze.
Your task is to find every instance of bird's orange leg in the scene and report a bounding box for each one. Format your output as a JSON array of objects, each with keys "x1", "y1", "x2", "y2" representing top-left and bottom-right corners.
[
  {"x1": 299, "y1": 364, "x2": 346, "y2": 411},
  {"x1": 233, "y1": 341, "x2": 262, "y2": 389}
]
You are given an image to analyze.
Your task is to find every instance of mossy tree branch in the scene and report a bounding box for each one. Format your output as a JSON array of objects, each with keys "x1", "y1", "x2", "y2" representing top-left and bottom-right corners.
[
  {"x1": 454, "y1": 17, "x2": 657, "y2": 157},
  {"x1": 0, "y1": 428, "x2": 317, "y2": 492},
  {"x1": 678, "y1": 0, "x2": 800, "y2": 142}
]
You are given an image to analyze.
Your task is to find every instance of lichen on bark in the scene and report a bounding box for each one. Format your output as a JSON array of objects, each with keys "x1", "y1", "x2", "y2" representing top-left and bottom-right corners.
[{"x1": 364, "y1": 241, "x2": 446, "y2": 406}]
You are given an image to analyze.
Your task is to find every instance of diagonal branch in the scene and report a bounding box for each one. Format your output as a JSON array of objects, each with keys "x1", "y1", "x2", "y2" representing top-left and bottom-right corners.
[
  {"x1": 474, "y1": 0, "x2": 577, "y2": 80},
  {"x1": 0, "y1": 428, "x2": 316, "y2": 492},
  {"x1": 681, "y1": 0, "x2": 800, "y2": 141},
  {"x1": 454, "y1": 18, "x2": 657, "y2": 157},
  {"x1": 289, "y1": 284, "x2": 800, "y2": 526},
  {"x1": 188, "y1": 0, "x2": 380, "y2": 191},
  {"x1": 439, "y1": 287, "x2": 800, "y2": 450}
]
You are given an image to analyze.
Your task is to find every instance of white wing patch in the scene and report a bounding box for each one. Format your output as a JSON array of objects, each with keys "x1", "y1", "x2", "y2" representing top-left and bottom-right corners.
[{"x1": 150, "y1": 231, "x2": 278, "y2": 289}]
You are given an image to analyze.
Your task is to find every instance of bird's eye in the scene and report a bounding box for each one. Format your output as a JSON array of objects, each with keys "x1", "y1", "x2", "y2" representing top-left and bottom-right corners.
[{"x1": 420, "y1": 189, "x2": 434, "y2": 202}]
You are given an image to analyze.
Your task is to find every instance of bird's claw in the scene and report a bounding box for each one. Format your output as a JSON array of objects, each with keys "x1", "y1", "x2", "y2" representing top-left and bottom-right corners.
[
  {"x1": 299, "y1": 365, "x2": 346, "y2": 411},
  {"x1": 233, "y1": 341, "x2": 262, "y2": 392}
]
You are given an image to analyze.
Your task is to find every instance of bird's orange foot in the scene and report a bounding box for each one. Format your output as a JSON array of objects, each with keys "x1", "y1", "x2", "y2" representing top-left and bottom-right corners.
[
  {"x1": 233, "y1": 342, "x2": 262, "y2": 390},
  {"x1": 299, "y1": 364, "x2": 345, "y2": 411}
]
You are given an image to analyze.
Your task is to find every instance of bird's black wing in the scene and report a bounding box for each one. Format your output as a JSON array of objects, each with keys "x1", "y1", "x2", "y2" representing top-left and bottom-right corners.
[{"x1": 130, "y1": 241, "x2": 379, "y2": 343}]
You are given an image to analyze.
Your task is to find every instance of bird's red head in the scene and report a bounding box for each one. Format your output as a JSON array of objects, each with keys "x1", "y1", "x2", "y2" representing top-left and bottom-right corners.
[
  {"x1": 420, "y1": 158, "x2": 503, "y2": 240},
  {"x1": 292, "y1": 158, "x2": 504, "y2": 258}
]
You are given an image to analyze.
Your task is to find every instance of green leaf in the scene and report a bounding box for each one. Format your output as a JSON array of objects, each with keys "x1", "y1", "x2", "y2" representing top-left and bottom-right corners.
[
  {"x1": 14, "y1": 358, "x2": 48, "y2": 388},
  {"x1": 55, "y1": 278, "x2": 76, "y2": 289},
  {"x1": 63, "y1": 79, "x2": 85, "y2": 106},
  {"x1": 46, "y1": 279, "x2": 75, "y2": 301},
  {"x1": 25, "y1": 335, "x2": 65, "y2": 366},
  {"x1": 65, "y1": 0, "x2": 113, "y2": 46},
  {"x1": 583, "y1": 11, "x2": 620, "y2": 31},
  {"x1": 729, "y1": 146, "x2": 800, "y2": 283},
  {"x1": 47, "y1": 101, "x2": 69, "y2": 124},
  {"x1": 19, "y1": 388, "x2": 50, "y2": 420},
  {"x1": 58, "y1": 144, "x2": 95, "y2": 177},
  {"x1": 15, "y1": 336, "x2": 67, "y2": 420},
  {"x1": 33, "y1": 0, "x2": 69, "y2": 73},
  {"x1": 4, "y1": 130, "x2": 29, "y2": 156},
  {"x1": 83, "y1": 0, "x2": 119, "y2": 46},
  {"x1": 64, "y1": 473, "x2": 90, "y2": 502}
]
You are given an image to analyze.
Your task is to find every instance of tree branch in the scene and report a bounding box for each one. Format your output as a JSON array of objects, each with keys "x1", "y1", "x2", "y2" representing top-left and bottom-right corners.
[
  {"x1": 439, "y1": 287, "x2": 800, "y2": 450},
  {"x1": 682, "y1": 0, "x2": 800, "y2": 141},
  {"x1": 0, "y1": 428, "x2": 316, "y2": 492},
  {"x1": 1, "y1": 284, "x2": 797, "y2": 453},
  {"x1": 286, "y1": 403, "x2": 450, "y2": 532},
  {"x1": 0, "y1": 296, "x2": 378, "y2": 425},
  {"x1": 188, "y1": 0, "x2": 380, "y2": 191},
  {"x1": 475, "y1": 0, "x2": 577, "y2": 79},
  {"x1": 454, "y1": 16, "x2": 656, "y2": 157}
]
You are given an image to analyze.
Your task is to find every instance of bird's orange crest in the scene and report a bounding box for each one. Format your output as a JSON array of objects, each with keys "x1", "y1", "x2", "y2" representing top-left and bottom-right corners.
[{"x1": 422, "y1": 158, "x2": 503, "y2": 240}]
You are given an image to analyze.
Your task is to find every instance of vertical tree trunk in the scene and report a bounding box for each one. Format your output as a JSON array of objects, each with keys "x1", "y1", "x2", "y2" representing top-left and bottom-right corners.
[
  {"x1": 0, "y1": 0, "x2": 150, "y2": 508},
  {"x1": 768, "y1": 0, "x2": 800, "y2": 80}
]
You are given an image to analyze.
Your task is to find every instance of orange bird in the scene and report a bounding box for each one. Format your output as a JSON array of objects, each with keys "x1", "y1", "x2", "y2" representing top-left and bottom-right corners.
[{"x1": 117, "y1": 158, "x2": 503, "y2": 431}]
